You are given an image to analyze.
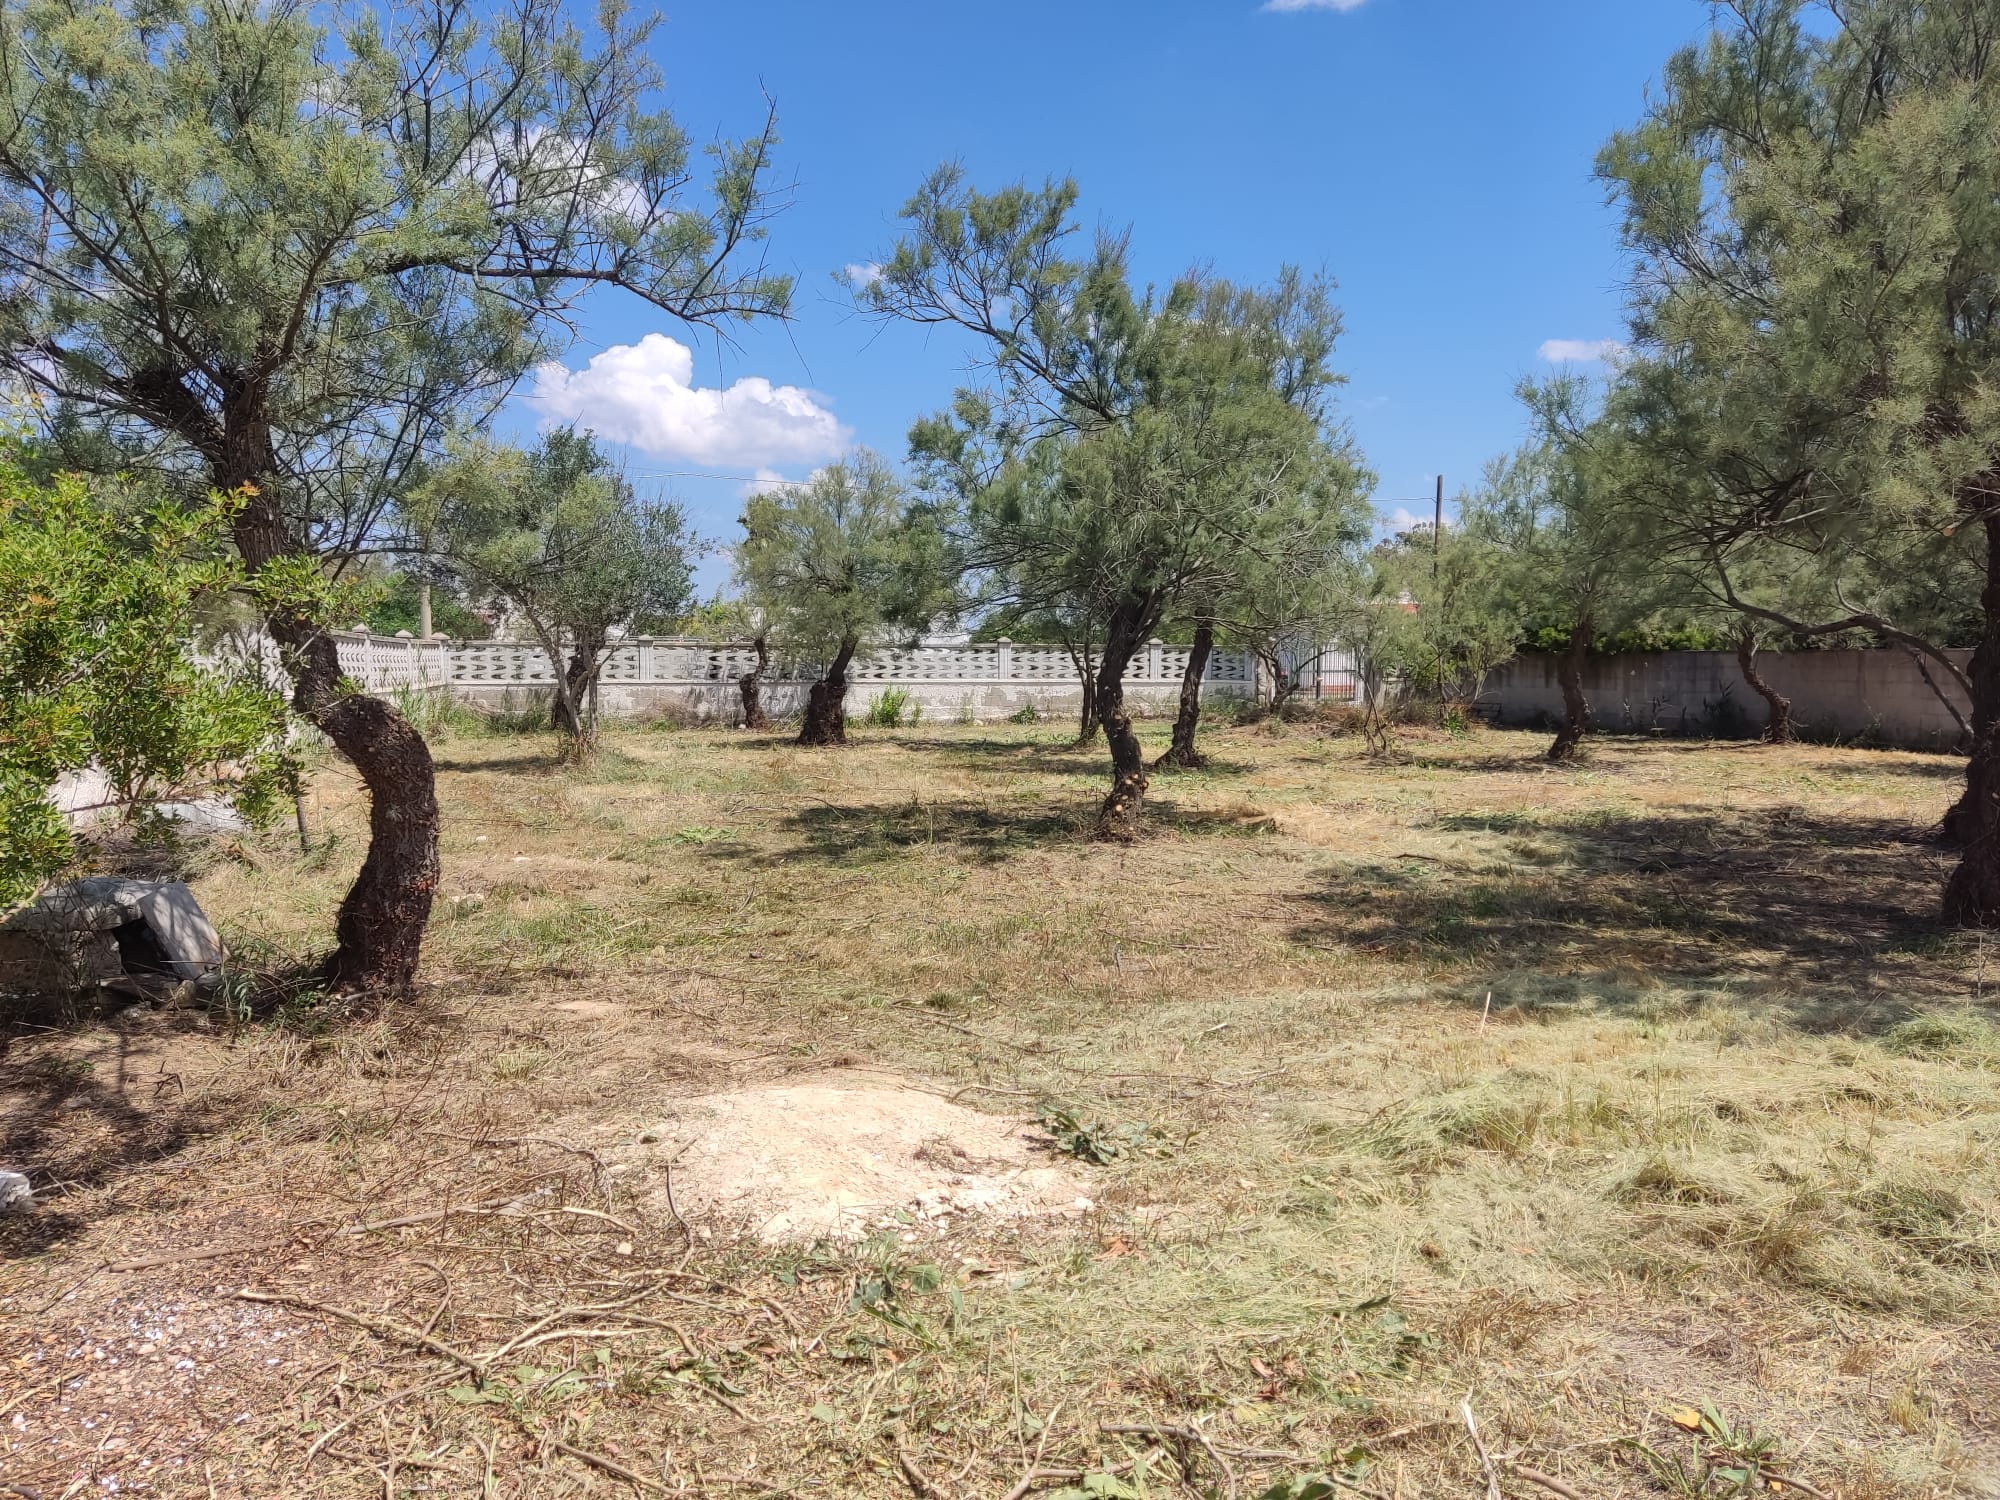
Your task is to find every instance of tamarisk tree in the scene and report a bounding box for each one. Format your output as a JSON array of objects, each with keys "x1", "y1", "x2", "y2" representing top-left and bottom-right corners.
[
  {"x1": 877, "y1": 171, "x2": 1363, "y2": 834},
  {"x1": 1598, "y1": 0, "x2": 2000, "y2": 921},
  {"x1": 0, "y1": 0, "x2": 790, "y2": 990}
]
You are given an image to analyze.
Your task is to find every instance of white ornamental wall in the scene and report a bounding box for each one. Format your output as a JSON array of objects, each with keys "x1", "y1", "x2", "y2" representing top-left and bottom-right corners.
[{"x1": 445, "y1": 637, "x2": 1274, "y2": 724}]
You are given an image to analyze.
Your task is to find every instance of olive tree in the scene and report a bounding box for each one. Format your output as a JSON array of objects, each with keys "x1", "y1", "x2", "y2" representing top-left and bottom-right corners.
[
  {"x1": 410, "y1": 429, "x2": 696, "y2": 756},
  {"x1": 735, "y1": 453, "x2": 946, "y2": 747}
]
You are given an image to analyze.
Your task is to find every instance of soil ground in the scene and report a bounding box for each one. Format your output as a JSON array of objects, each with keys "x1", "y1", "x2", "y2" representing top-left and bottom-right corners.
[{"x1": 3, "y1": 718, "x2": 1997, "y2": 1499}]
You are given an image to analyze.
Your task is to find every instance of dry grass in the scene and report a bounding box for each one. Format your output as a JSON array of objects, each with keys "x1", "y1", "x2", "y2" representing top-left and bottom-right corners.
[{"x1": 3, "y1": 719, "x2": 1998, "y2": 1498}]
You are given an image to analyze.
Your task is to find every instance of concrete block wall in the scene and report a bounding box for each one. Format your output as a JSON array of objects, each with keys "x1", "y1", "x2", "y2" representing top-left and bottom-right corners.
[{"x1": 1480, "y1": 648, "x2": 1973, "y2": 752}]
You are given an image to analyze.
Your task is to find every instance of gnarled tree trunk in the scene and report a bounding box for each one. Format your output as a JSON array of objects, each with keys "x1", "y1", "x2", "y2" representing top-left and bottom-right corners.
[
  {"x1": 1095, "y1": 597, "x2": 1156, "y2": 839},
  {"x1": 1064, "y1": 633, "x2": 1100, "y2": 746},
  {"x1": 551, "y1": 639, "x2": 598, "y2": 745},
  {"x1": 1268, "y1": 647, "x2": 1299, "y2": 719},
  {"x1": 1154, "y1": 620, "x2": 1213, "y2": 771},
  {"x1": 1735, "y1": 623, "x2": 1795, "y2": 743},
  {"x1": 1547, "y1": 612, "x2": 1593, "y2": 763},
  {"x1": 798, "y1": 634, "x2": 857, "y2": 747},
  {"x1": 739, "y1": 633, "x2": 771, "y2": 730},
  {"x1": 1945, "y1": 514, "x2": 2000, "y2": 920},
  {"x1": 230, "y1": 459, "x2": 438, "y2": 996}
]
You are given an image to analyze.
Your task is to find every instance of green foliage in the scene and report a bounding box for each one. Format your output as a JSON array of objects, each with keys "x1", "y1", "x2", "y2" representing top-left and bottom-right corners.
[
  {"x1": 884, "y1": 172, "x2": 1371, "y2": 700},
  {"x1": 679, "y1": 594, "x2": 759, "y2": 643},
  {"x1": 1007, "y1": 702, "x2": 1042, "y2": 724},
  {"x1": 0, "y1": 462, "x2": 290, "y2": 910},
  {"x1": 1624, "y1": 1403, "x2": 1783, "y2": 1500},
  {"x1": 361, "y1": 572, "x2": 489, "y2": 641},
  {"x1": 0, "y1": 0, "x2": 792, "y2": 526},
  {"x1": 735, "y1": 452, "x2": 949, "y2": 671},
  {"x1": 1595, "y1": 0, "x2": 2000, "y2": 660},
  {"x1": 410, "y1": 429, "x2": 697, "y2": 746},
  {"x1": 1035, "y1": 1105, "x2": 1166, "y2": 1165},
  {"x1": 1364, "y1": 522, "x2": 1520, "y2": 700},
  {"x1": 864, "y1": 687, "x2": 920, "y2": 727}
]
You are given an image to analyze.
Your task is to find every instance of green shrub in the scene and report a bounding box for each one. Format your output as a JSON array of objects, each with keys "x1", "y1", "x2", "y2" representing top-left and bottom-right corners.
[{"x1": 866, "y1": 687, "x2": 919, "y2": 727}]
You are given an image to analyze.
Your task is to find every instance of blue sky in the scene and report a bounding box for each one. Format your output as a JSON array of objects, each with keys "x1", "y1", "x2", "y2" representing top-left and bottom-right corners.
[{"x1": 505, "y1": 0, "x2": 1713, "y2": 588}]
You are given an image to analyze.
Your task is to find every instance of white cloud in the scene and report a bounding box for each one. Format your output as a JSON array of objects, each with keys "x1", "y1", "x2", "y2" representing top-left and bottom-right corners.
[
  {"x1": 843, "y1": 262, "x2": 884, "y2": 289},
  {"x1": 1262, "y1": 0, "x2": 1367, "y2": 11},
  {"x1": 528, "y1": 334, "x2": 851, "y2": 468},
  {"x1": 1538, "y1": 337, "x2": 1630, "y2": 365}
]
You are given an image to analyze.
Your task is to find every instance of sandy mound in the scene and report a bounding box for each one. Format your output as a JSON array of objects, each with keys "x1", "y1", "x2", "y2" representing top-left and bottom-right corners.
[{"x1": 609, "y1": 1079, "x2": 1091, "y2": 1243}]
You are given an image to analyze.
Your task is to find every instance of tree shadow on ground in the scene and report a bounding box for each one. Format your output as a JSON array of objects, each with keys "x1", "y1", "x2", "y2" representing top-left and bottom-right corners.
[
  {"x1": 887, "y1": 734, "x2": 1256, "y2": 784},
  {"x1": 701, "y1": 794, "x2": 1278, "y2": 869},
  {"x1": 1293, "y1": 804, "x2": 1962, "y2": 1035},
  {"x1": 0, "y1": 1012, "x2": 197, "y2": 1253},
  {"x1": 433, "y1": 751, "x2": 566, "y2": 775}
]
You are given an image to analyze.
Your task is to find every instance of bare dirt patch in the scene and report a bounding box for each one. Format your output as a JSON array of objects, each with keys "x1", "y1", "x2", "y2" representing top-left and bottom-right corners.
[{"x1": 608, "y1": 1076, "x2": 1091, "y2": 1242}]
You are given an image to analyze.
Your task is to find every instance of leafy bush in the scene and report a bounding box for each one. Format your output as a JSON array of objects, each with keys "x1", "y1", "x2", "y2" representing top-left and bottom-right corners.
[
  {"x1": 1, "y1": 464, "x2": 292, "y2": 910},
  {"x1": 865, "y1": 687, "x2": 920, "y2": 727},
  {"x1": 1008, "y1": 702, "x2": 1041, "y2": 724}
]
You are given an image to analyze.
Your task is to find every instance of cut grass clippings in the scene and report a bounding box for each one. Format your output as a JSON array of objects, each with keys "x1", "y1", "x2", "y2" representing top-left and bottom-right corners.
[{"x1": 0, "y1": 720, "x2": 1993, "y2": 1498}]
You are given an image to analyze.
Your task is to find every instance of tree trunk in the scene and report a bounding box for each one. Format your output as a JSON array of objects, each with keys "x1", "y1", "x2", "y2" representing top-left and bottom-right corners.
[
  {"x1": 798, "y1": 634, "x2": 857, "y2": 747},
  {"x1": 1064, "y1": 633, "x2": 1100, "y2": 746},
  {"x1": 551, "y1": 642, "x2": 594, "y2": 742},
  {"x1": 1547, "y1": 613, "x2": 1593, "y2": 762},
  {"x1": 1154, "y1": 620, "x2": 1214, "y2": 771},
  {"x1": 1269, "y1": 650, "x2": 1299, "y2": 719},
  {"x1": 1095, "y1": 598, "x2": 1155, "y2": 839},
  {"x1": 739, "y1": 634, "x2": 771, "y2": 730},
  {"x1": 229, "y1": 468, "x2": 438, "y2": 996},
  {"x1": 1735, "y1": 623, "x2": 1795, "y2": 744},
  {"x1": 1945, "y1": 514, "x2": 2000, "y2": 920}
]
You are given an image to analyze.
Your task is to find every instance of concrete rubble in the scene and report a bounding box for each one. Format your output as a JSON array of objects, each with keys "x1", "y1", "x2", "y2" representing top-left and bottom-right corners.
[{"x1": 0, "y1": 877, "x2": 226, "y2": 1004}]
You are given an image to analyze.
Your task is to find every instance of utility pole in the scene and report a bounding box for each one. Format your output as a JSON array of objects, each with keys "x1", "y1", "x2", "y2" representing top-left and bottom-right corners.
[
  {"x1": 1433, "y1": 475, "x2": 1446, "y2": 699},
  {"x1": 1432, "y1": 474, "x2": 1443, "y2": 579},
  {"x1": 419, "y1": 580, "x2": 434, "y2": 638}
]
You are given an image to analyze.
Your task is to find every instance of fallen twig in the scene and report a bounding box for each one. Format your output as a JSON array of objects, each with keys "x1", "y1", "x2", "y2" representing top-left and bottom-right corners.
[
  {"x1": 1762, "y1": 1473, "x2": 1832, "y2": 1500},
  {"x1": 108, "y1": 1192, "x2": 532, "y2": 1271},
  {"x1": 234, "y1": 1289, "x2": 486, "y2": 1378},
  {"x1": 552, "y1": 1438, "x2": 661, "y2": 1492},
  {"x1": 897, "y1": 1449, "x2": 938, "y2": 1497},
  {"x1": 303, "y1": 1373, "x2": 456, "y2": 1463},
  {"x1": 1506, "y1": 1464, "x2": 1586, "y2": 1500},
  {"x1": 1001, "y1": 1470, "x2": 1084, "y2": 1500},
  {"x1": 1101, "y1": 1424, "x2": 1236, "y2": 1500},
  {"x1": 1460, "y1": 1401, "x2": 1502, "y2": 1500},
  {"x1": 1361, "y1": 1417, "x2": 1454, "y2": 1448}
]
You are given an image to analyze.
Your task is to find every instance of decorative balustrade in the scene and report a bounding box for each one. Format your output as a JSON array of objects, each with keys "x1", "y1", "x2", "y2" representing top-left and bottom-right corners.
[
  {"x1": 443, "y1": 637, "x2": 1266, "y2": 688},
  {"x1": 331, "y1": 629, "x2": 451, "y2": 692},
  {"x1": 199, "y1": 627, "x2": 1356, "y2": 723}
]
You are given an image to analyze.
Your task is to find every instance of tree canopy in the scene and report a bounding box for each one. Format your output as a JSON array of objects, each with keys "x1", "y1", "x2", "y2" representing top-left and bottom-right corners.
[
  {"x1": 880, "y1": 169, "x2": 1369, "y2": 830},
  {"x1": 735, "y1": 452, "x2": 948, "y2": 746},
  {"x1": 409, "y1": 428, "x2": 696, "y2": 753},
  {"x1": 1595, "y1": 0, "x2": 2000, "y2": 919}
]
